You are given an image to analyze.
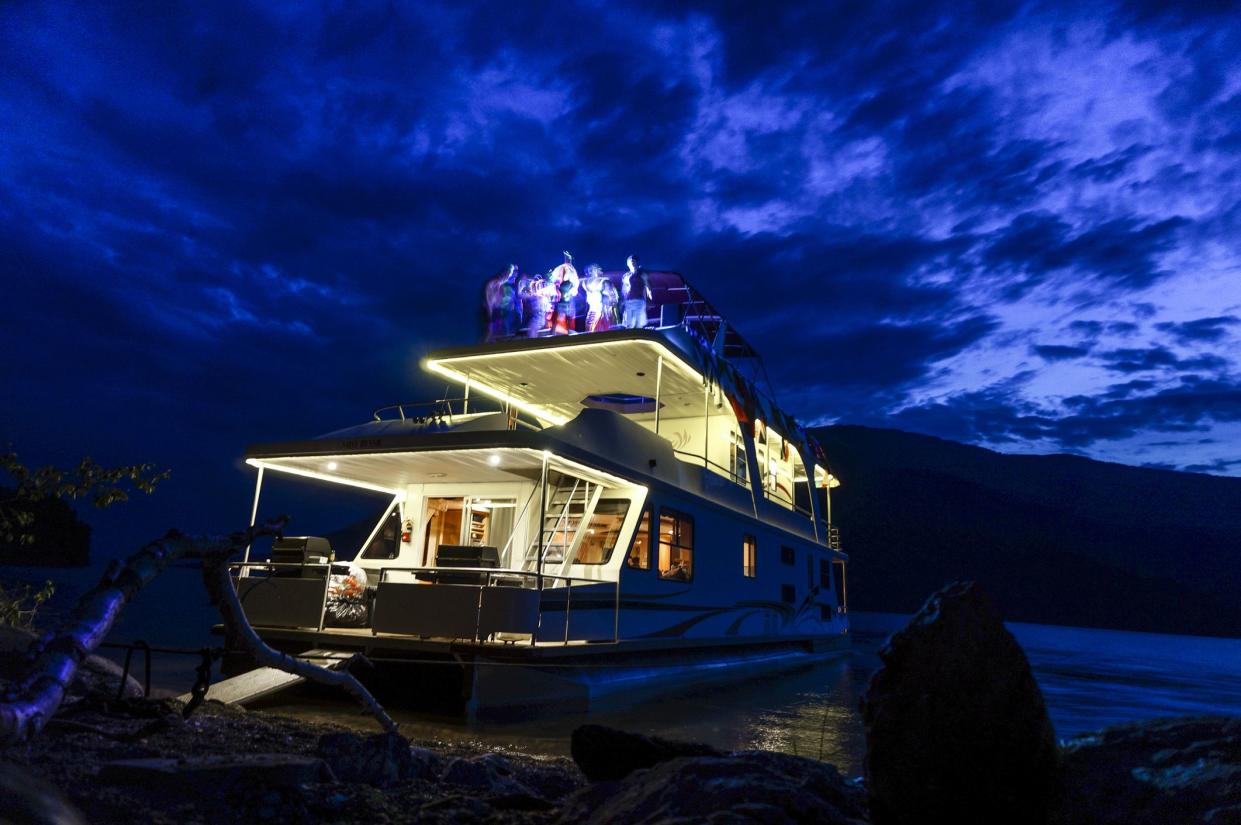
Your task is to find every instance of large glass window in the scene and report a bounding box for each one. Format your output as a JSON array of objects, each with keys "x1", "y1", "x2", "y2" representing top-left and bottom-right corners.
[
  {"x1": 658, "y1": 508, "x2": 694, "y2": 581},
  {"x1": 627, "y1": 507, "x2": 651, "y2": 569},
  {"x1": 742, "y1": 534, "x2": 756, "y2": 578},
  {"x1": 574, "y1": 499, "x2": 631, "y2": 564}
]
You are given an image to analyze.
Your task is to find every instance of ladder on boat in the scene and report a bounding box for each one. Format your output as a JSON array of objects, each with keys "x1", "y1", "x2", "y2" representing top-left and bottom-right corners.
[
  {"x1": 177, "y1": 649, "x2": 352, "y2": 707},
  {"x1": 523, "y1": 477, "x2": 602, "y2": 570}
]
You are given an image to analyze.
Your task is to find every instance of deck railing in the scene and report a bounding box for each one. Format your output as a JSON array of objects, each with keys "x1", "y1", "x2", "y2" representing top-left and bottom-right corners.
[
  {"x1": 672, "y1": 448, "x2": 748, "y2": 487},
  {"x1": 229, "y1": 562, "x2": 620, "y2": 646},
  {"x1": 371, "y1": 397, "x2": 540, "y2": 431},
  {"x1": 374, "y1": 566, "x2": 622, "y2": 646}
]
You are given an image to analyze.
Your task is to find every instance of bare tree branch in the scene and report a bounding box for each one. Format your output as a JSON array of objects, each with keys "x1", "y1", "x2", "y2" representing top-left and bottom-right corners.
[
  {"x1": 200, "y1": 552, "x2": 399, "y2": 735},
  {"x1": 0, "y1": 531, "x2": 201, "y2": 743}
]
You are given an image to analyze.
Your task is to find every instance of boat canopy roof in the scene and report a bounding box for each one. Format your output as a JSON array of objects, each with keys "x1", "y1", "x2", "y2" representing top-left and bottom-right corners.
[
  {"x1": 426, "y1": 328, "x2": 832, "y2": 479},
  {"x1": 246, "y1": 447, "x2": 637, "y2": 498},
  {"x1": 426, "y1": 331, "x2": 706, "y2": 427}
]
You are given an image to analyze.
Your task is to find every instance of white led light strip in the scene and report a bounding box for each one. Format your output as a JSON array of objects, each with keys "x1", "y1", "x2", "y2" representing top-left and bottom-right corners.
[{"x1": 245, "y1": 458, "x2": 406, "y2": 497}]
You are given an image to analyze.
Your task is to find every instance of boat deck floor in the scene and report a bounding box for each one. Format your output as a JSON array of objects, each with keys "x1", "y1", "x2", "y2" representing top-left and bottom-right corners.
[{"x1": 241, "y1": 624, "x2": 849, "y2": 660}]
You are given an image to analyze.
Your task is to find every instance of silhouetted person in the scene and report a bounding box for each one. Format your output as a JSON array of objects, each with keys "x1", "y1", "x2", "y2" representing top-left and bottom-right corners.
[{"x1": 621, "y1": 254, "x2": 651, "y2": 329}]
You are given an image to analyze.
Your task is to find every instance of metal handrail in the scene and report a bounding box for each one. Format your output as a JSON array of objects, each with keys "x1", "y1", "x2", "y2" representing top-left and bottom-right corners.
[
  {"x1": 373, "y1": 397, "x2": 542, "y2": 431},
  {"x1": 228, "y1": 559, "x2": 622, "y2": 645},
  {"x1": 672, "y1": 449, "x2": 748, "y2": 486},
  {"x1": 379, "y1": 565, "x2": 620, "y2": 646},
  {"x1": 541, "y1": 478, "x2": 583, "y2": 567},
  {"x1": 373, "y1": 398, "x2": 464, "y2": 422},
  {"x1": 373, "y1": 564, "x2": 615, "y2": 589}
]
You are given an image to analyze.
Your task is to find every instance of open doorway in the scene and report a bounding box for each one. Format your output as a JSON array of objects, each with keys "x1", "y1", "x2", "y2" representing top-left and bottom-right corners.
[{"x1": 421, "y1": 496, "x2": 516, "y2": 565}]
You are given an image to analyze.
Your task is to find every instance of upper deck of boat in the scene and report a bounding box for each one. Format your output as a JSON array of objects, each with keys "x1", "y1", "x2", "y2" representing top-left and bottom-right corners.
[{"x1": 243, "y1": 266, "x2": 842, "y2": 552}]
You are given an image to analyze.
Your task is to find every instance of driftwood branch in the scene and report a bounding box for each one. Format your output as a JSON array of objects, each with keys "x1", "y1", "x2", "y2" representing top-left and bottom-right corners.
[
  {"x1": 1, "y1": 519, "x2": 398, "y2": 743},
  {"x1": 0, "y1": 531, "x2": 200, "y2": 743},
  {"x1": 199, "y1": 543, "x2": 399, "y2": 735}
]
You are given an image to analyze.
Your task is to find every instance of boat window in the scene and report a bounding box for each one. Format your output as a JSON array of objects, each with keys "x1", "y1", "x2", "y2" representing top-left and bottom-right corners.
[
  {"x1": 820, "y1": 558, "x2": 831, "y2": 589},
  {"x1": 361, "y1": 507, "x2": 402, "y2": 560},
  {"x1": 574, "y1": 499, "x2": 632, "y2": 565},
  {"x1": 742, "y1": 534, "x2": 756, "y2": 578},
  {"x1": 657, "y1": 508, "x2": 694, "y2": 582},
  {"x1": 626, "y1": 507, "x2": 652, "y2": 569},
  {"x1": 781, "y1": 584, "x2": 796, "y2": 604},
  {"x1": 780, "y1": 545, "x2": 795, "y2": 566},
  {"x1": 730, "y1": 430, "x2": 748, "y2": 485}
]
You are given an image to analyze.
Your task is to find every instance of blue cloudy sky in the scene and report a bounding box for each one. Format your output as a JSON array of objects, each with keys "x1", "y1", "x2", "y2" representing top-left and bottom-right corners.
[{"x1": 3, "y1": 1, "x2": 1241, "y2": 546}]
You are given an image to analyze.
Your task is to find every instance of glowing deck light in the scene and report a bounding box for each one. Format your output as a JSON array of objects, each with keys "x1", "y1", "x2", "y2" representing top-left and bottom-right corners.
[
  {"x1": 326, "y1": 461, "x2": 339, "y2": 471},
  {"x1": 488, "y1": 454, "x2": 502, "y2": 466}
]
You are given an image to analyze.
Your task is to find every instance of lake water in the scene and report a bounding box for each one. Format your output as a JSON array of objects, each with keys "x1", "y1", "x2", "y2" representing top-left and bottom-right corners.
[{"x1": 15, "y1": 567, "x2": 1241, "y2": 776}]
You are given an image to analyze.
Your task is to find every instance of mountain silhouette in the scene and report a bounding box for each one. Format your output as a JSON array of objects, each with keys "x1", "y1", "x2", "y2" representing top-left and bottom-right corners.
[{"x1": 813, "y1": 425, "x2": 1241, "y2": 638}]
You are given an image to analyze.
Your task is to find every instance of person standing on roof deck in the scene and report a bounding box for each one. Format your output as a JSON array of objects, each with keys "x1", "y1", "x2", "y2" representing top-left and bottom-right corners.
[
  {"x1": 582, "y1": 264, "x2": 612, "y2": 332},
  {"x1": 527, "y1": 269, "x2": 558, "y2": 337},
  {"x1": 548, "y1": 250, "x2": 579, "y2": 335},
  {"x1": 621, "y1": 254, "x2": 652, "y2": 329},
  {"x1": 517, "y1": 268, "x2": 541, "y2": 337},
  {"x1": 484, "y1": 264, "x2": 521, "y2": 340},
  {"x1": 602, "y1": 273, "x2": 620, "y2": 327}
]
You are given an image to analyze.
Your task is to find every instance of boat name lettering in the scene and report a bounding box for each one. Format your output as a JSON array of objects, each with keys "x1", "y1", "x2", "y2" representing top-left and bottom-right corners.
[{"x1": 342, "y1": 438, "x2": 382, "y2": 449}]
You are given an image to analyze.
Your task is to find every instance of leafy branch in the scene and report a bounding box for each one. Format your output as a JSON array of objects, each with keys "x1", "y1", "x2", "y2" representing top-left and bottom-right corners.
[
  {"x1": 0, "y1": 580, "x2": 55, "y2": 630},
  {"x1": 0, "y1": 450, "x2": 170, "y2": 545}
]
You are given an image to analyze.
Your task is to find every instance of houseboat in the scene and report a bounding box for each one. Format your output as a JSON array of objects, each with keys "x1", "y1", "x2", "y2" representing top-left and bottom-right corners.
[{"x1": 231, "y1": 266, "x2": 849, "y2": 716}]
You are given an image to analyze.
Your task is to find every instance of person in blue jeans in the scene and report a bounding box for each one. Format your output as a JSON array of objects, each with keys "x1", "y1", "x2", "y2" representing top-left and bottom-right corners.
[{"x1": 621, "y1": 254, "x2": 651, "y2": 329}]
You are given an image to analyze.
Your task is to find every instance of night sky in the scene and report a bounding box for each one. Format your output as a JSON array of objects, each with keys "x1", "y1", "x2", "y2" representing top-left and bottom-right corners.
[{"x1": 3, "y1": 2, "x2": 1240, "y2": 555}]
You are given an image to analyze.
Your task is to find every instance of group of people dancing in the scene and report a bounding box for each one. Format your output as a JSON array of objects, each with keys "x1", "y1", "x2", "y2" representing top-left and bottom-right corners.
[{"x1": 484, "y1": 252, "x2": 653, "y2": 340}]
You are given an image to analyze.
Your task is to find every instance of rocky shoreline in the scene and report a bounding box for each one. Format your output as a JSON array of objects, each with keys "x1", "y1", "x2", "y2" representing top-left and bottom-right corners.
[{"x1": 3, "y1": 582, "x2": 1240, "y2": 823}]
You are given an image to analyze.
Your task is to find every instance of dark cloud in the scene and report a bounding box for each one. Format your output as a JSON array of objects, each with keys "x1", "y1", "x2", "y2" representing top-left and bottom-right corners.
[
  {"x1": 1068, "y1": 144, "x2": 1153, "y2": 183},
  {"x1": 1032, "y1": 344, "x2": 1092, "y2": 361},
  {"x1": 886, "y1": 376, "x2": 1241, "y2": 452},
  {"x1": 1099, "y1": 347, "x2": 1230, "y2": 375},
  {"x1": 1066, "y1": 320, "x2": 1142, "y2": 339},
  {"x1": 981, "y1": 212, "x2": 1190, "y2": 298},
  {"x1": 1154, "y1": 316, "x2": 1240, "y2": 344},
  {"x1": 1102, "y1": 379, "x2": 1158, "y2": 399},
  {"x1": 1182, "y1": 458, "x2": 1241, "y2": 474}
]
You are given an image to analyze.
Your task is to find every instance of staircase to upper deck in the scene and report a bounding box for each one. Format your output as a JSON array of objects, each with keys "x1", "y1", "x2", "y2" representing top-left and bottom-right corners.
[{"x1": 523, "y1": 476, "x2": 603, "y2": 570}]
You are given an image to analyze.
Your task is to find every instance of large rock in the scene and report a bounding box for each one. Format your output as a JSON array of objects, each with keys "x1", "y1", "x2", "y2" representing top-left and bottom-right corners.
[
  {"x1": 1055, "y1": 716, "x2": 1241, "y2": 824},
  {"x1": 315, "y1": 731, "x2": 434, "y2": 786},
  {"x1": 557, "y1": 750, "x2": 868, "y2": 824},
  {"x1": 571, "y1": 724, "x2": 722, "y2": 781},
  {"x1": 440, "y1": 752, "x2": 538, "y2": 798},
  {"x1": 78, "y1": 653, "x2": 145, "y2": 699},
  {"x1": 0, "y1": 626, "x2": 142, "y2": 698},
  {"x1": 859, "y1": 580, "x2": 1058, "y2": 825}
]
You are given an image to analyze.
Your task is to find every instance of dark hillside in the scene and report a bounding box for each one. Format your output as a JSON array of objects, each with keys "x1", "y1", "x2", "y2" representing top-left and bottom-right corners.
[{"x1": 814, "y1": 425, "x2": 1241, "y2": 637}]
